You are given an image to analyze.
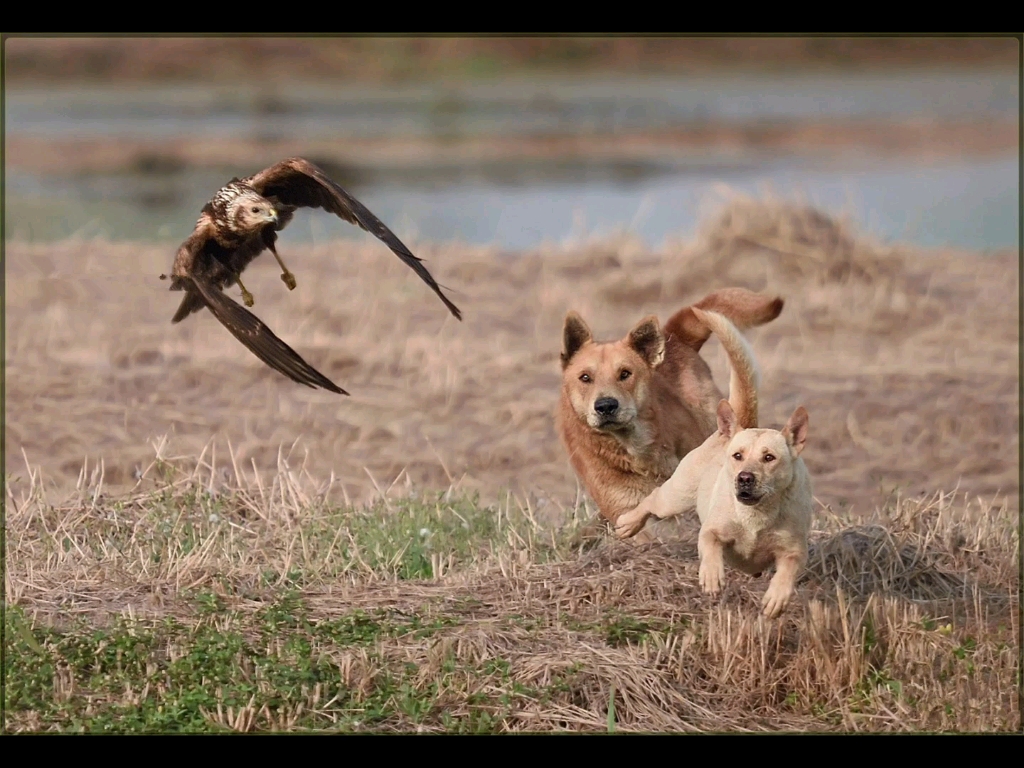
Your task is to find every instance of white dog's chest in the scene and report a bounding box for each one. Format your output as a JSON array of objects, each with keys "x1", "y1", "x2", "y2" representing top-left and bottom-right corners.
[{"x1": 723, "y1": 524, "x2": 781, "y2": 574}]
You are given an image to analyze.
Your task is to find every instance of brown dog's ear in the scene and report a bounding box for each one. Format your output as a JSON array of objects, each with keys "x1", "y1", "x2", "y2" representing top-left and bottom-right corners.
[
  {"x1": 561, "y1": 311, "x2": 593, "y2": 368},
  {"x1": 782, "y1": 406, "x2": 809, "y2": 456},
  {"x1": 627, "y1": 315, "x2": 666, "y2": 368},
  {"x1": 716, "y1": 399, "x2": 738, "y2": 439}
]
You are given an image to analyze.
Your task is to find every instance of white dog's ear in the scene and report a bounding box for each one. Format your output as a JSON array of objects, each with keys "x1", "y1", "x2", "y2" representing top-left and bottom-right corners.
[
  {"x1": 782, "y1": 406, "x2": 809, "y2": 456},
  {"x1": 716, "y1": 399, "x2": 738, "y2": 438},
  {"x1": 561, "y1": 311, "x2": 592, "y2": 369},
  {"x1": 627, "y1": 315, "x2": 666, "y2": 368}
]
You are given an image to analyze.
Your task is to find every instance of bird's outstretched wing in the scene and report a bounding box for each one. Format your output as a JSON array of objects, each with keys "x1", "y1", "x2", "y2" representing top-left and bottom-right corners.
[
  {"x1": 189, "y1": 275, "x2": 348, "y2": 395},
  {"x1": 245, "y1": 157, "x2": 462, "y2": 321}
]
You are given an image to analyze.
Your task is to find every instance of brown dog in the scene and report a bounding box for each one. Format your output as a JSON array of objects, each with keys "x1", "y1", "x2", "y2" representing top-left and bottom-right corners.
[
  {"x1": 557, "y1": 288, "x2": 783, "y2": 539},
  {"x1": 614, "y1": 309, "x2": 812, "y2": 617}
]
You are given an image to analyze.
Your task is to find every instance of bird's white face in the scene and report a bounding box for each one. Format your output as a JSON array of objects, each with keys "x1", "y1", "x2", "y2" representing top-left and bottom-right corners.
[{"x1": 229, "y1": 192, "x2": 279, "y2": 233}]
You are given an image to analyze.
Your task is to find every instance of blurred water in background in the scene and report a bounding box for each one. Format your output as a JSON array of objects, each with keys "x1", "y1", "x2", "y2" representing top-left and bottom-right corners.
[{"x1": 5, "y1": 70, "x2": 1019, "y2": 251}]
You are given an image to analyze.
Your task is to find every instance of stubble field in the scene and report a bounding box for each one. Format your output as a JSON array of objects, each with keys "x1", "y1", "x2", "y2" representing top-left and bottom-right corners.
[{"x1": 4, "y1": 194, "x2": 1019, "y2": 732}]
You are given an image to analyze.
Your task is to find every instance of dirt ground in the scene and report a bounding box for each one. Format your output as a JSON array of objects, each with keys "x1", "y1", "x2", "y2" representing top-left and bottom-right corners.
[
  {"x1": 7, "y1": 120, "x2": 1018, "y2": 179},
  {"x1": 4, "y1": 194, "x2": 1018, "y2": 521}
]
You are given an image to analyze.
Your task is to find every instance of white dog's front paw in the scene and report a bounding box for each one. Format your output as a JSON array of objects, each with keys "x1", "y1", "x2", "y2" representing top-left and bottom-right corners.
[
  {"x1": 761, "y1": 581, "x2": 793, "y2": 618},
  {"x1": 698, "y1": 559, "x2": 724, "y2": 596},
  {"x1": 614, "y1": 509, "x2": 647, "y2": 539}
]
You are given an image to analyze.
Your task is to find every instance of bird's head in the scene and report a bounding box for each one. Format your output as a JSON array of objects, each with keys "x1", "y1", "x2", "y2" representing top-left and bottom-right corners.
[{"x1": 228, "y1": 190, "x2": 279, "y2": 233}]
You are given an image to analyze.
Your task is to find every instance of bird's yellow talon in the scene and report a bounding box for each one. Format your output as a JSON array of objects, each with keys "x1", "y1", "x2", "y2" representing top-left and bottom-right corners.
[
  {"x1": 235, "y1": 275, "x2": 255, "y2": 307},
  {"x1": 271, "y1": 248, "x2": 297, "y2": 291}
]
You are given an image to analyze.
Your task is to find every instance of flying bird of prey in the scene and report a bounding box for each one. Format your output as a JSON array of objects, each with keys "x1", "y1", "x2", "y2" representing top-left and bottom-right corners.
[{"x1": 161, "y1": 157, "x2": 462, "y2": 395}]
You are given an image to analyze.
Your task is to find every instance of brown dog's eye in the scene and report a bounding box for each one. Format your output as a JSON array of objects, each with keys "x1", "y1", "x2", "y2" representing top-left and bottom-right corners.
[
  {"x1": 619, "y1": 369, "x2": 631, "y2": 381},
  {"x1": 579, "y1": 373, "x2": 592, "y2": 383},
  {"x1": 732, "y1": 452, "x2": 742, "y2": 460},
  {"x1": 764, "y1": 454, "x2": 775, "y2": 463}
]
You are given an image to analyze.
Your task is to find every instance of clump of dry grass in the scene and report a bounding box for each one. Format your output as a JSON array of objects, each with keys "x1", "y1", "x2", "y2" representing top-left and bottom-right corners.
[
  {"x1": 804, "y1": 490, "x2": 1017, "y2": 604},
  {"x1": 694, "y1": 190, "x2": 906, "y2": 285}
]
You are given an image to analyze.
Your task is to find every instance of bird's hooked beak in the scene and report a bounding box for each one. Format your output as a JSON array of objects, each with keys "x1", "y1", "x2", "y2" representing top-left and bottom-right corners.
[{"x1": 265, "y1": 209, "x2": 279, "y2": 224}]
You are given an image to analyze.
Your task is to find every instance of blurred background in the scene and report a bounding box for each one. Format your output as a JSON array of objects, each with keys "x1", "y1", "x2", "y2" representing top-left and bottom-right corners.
[
  {"x1": 3, "y1": 37, "x2": 1020, "y2": 512},
  {"x1": 5, "y1": 36, "x2": 1019, "y2": 251}
]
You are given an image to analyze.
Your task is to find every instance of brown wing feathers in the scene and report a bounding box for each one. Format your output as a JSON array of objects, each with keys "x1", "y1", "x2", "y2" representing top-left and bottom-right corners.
[
  {"x1": 189, "y1": 276, "x2": 348, "y2": 395},
  {"x1": 168, "y1": 157, "x2": 458, "y2": 394},
  {"x1": 248, "y1": 158, "x2": 463, "y2": 321}
]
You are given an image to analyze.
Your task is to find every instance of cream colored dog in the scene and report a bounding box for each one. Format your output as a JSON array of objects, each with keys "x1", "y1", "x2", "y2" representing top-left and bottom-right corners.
[{"x1": 614, "y1": 308, "x2": 812, "y2": 618}]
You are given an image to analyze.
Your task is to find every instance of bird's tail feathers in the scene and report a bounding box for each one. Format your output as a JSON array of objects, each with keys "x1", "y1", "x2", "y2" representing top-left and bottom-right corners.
[{"x1": 171, "y1": 290, "x2": 207, "y2": 324}]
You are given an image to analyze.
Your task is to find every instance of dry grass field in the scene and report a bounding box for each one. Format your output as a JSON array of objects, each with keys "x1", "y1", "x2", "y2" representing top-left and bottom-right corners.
[
  {"x1": 5, "y1": 193, "x2": 1017, "y2": 513},
  {"x1": 4, "y1": 194, "x2": 1020, "y2": 732}
]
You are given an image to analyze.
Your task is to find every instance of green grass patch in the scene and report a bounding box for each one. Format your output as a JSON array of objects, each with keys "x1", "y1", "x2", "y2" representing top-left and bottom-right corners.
[{"x1": 5, "y1": 599, "x2": 516, "y2": 733}]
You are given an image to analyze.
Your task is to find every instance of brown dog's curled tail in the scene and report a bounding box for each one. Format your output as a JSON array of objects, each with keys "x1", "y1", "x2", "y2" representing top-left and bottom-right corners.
[{"x1": 664, "y1": 288, "x2": 783, "y2": 352}]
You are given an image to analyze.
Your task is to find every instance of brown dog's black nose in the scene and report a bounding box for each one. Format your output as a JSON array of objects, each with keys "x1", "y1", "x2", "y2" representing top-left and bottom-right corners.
[
  {"x1": 594, "y1": 397, "x2": 619, "y2": 416},
  {"x1": 737, "y1": 471, "x2": 755, "y2": 486}
]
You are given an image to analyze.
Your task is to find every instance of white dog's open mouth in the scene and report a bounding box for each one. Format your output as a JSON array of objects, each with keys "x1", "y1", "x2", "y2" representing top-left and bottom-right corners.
[{"x1": 735, "y1": 489, "x2": 762, "y2": 505}]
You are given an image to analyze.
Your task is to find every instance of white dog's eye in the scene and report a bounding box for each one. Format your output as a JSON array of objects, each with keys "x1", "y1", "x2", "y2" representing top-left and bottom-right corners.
[
  {"x1": 763, "y1": 454, "x2": 775, "y2": 463},
  {"x1": 732, "y1": 452, "x2": 742, "y2": 460},
  {"x1": 579, "y1": 373, "x2": 592, "y2": 383},
  {"x1": 619, "y1": 369, "x2": 631, "y2": 381}
]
